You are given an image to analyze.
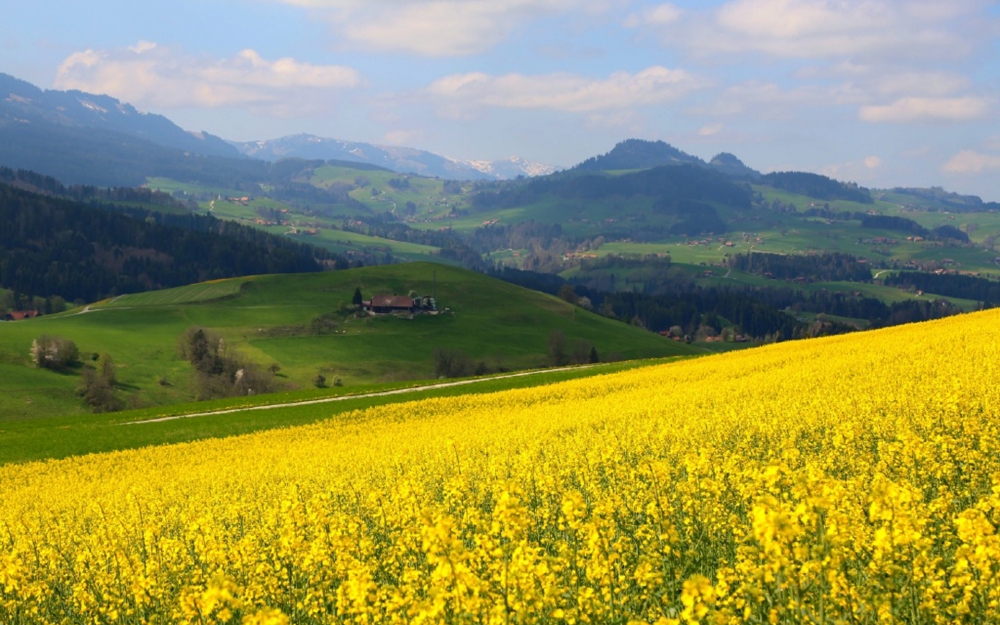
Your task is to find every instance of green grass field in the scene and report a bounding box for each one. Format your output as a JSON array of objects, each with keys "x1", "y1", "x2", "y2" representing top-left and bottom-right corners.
[
  {"x1": 310, "y1": 165, "x2": 474, "y2": 222},
  {"x1": 0, "y1": 263, "x2": 698, "y2": 422},
  {"x1": 100, "y1": 280, "x2": 248, "y2": 307},
  {"x1": 288, "y1": 228, "x2": 448, "y2": 263}
]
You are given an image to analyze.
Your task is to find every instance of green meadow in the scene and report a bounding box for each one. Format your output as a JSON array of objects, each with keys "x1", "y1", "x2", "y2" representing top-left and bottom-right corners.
[{"x1": 0, "y1": 263, "x2": 698, "y2": 422}]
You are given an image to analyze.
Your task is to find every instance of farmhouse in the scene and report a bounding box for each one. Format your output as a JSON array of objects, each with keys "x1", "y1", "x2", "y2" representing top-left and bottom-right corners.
[
  {"x1": 3, "y1": 310, "x2": 39, "y2": 321},
  {"x1": 362, "y1": 294, "x2": 438, "y2": 316},
  {"x1": 364, "y1": 295, "x2": 416, "y2": 314}
]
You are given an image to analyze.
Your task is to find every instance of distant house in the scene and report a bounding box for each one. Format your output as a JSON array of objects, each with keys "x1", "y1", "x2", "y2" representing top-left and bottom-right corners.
[
  {"x1": 4, "y1": 310, "x2": 39, "y2": 321},
  {"x1": 364, "y1": 295, "x2": 415, "y2": 315}
]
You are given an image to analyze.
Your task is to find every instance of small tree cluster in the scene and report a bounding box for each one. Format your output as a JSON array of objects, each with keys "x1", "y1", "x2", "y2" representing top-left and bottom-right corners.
[
  {"x1": 433, "y1": 348, "x2": 474, "y2": 378},
  {"x1": 30, "y1": 335, "x2": 80, "y2": 371},
  {"x1": 432, "y1": 348, "x2": 490, "y2": 379},
  {"x1": 77, "y1": 353, "x2": 123, "y2": 413},
  {"x1": 2, "y1": 291, "x2": 67, "y2": 316},
  {"x1": 547, "y1": 330, "x2": 599, "y2": 367},
  {"x1": 177, "y1": 327, "x2": 279, "y2": 400}
]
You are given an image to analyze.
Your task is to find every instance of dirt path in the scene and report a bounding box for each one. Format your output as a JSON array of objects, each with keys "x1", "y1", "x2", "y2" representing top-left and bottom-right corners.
[
  {"x1": 121, "y1": 364, "x2": 599, "y2": 425},
  {"x1": 69, "y1": 296, "x2": 124, "y2": 316}
]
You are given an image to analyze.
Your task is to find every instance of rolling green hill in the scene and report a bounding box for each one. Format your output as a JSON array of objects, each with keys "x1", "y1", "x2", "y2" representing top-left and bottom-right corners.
[
  {"x1": 131, "y1": 138, "x2": 998, "y2": 287},
  {"x1": 0, "y1": 263, "x2": 699, "y2": 421}
]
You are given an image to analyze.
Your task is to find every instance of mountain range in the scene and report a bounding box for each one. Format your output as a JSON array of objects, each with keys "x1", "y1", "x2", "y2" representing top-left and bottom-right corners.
[
  {"x1": 0, "y1": 73, "x2": 238, "y2": 158},
  {"x1": 233, "y1": 135, "x2": 557, "y2": 180},
  {"x1": 0, "y1": 72, "x2": 555, "y2": 183}
]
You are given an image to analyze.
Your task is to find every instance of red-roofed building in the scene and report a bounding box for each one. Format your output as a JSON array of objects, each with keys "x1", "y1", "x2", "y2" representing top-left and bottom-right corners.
[
  {"x1": 4, "y1": 310, "x2": 39, "y2": 321},
  {"x1": 363, "y1": 295, "x2": 415, "y2": 314}
]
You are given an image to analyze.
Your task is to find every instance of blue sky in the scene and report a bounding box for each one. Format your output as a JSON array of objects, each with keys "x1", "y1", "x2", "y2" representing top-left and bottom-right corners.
[{"x1": 3, "y1": 0, "x2": 999, "y2": 199}]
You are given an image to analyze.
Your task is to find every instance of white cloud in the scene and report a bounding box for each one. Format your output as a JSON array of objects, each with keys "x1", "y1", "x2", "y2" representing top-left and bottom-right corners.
[
  {"x1": 858, "y1": 96, "x2": 991, "y2": 123},
  {"x1": 695, "y1": 80, "x2": 844, "y2": 119},
  {"x1": 870, "y1": 71, "x2": 972, "y2": 98},
  {"x1": 54, "y1": 42, "x2": 362, "y2": 114},
  {"x1": 624, "y1": 4, "x2": 682, "y2": 29},
  {"x1": 427, "y1": 66, "x2": 708, "y2": 116},
  {"x1": 821, "y1": 155, "x2": 885, "y2": 182},
  {"x1": 943, "y1": 150, "x2": 1000, "y2": 173},
  {"x1": 127, "y1": 41, "x2": 157, "y2": 55},
  {"x1": 699, "y1": 123, "x2": 723, "y2": 136},
  {"x1": 273, "y1": 0, "x2": 605, "y2": 56},
  {"x1": 631, "y1": 0, "x2": 992, "y2": 63}
]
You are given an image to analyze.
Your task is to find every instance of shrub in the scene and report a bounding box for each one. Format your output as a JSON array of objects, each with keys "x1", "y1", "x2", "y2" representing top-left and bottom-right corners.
[
  {"x1": 30, "y1": 335, "x2": 80, "y2": 371},
  {"x1": 77, "y1": 353, "x2": 123, "y2": 413},
  {"x1": 177, "y1": 326, "x2": 279, "y2": 400},
  {"x1": 433, "y1": 348, "x2": 474, "y2": 378}
]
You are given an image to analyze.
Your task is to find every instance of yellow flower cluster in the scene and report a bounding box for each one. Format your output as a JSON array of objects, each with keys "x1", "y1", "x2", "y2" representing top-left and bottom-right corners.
[{"x1": 2, "y1": 309, "x2": 1000, "y2": 624}]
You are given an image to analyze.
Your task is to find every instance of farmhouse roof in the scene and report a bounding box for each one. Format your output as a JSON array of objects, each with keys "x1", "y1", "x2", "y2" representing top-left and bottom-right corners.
[{"x1": 371, "y1": 295, "x2": 414, "y2": 309}]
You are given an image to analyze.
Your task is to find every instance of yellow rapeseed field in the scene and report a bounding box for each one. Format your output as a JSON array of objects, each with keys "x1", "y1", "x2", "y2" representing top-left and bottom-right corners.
[{"x1": 2, "y1": 309, "x2": 999, "y2": 624}]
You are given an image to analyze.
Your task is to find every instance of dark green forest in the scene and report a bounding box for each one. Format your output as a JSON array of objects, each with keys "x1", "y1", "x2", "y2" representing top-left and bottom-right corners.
[
  {"x1": 0, "y1": 183, "x2": 344, "y2": 304},
  {"x1": 761, "y1": 171, "x2": 873, "y2": 203},
  {"x1": 729, "y1": 252, "x2": 874, "y2": 283},
  {"x1": 885, "y1": 271, "x2": 1000, "y2": 304}
]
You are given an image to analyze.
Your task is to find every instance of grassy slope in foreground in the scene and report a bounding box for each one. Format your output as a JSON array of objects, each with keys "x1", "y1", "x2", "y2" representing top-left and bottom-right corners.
[
  {"x1": 0, "y1": 262, "x2": 697, "y2": 421},
  {"x1": 0, "y1": 359, "x2": 669, "y2": 466},
  {"x1": 1, "y1": 307, "x2": 997, "y2": 623}
]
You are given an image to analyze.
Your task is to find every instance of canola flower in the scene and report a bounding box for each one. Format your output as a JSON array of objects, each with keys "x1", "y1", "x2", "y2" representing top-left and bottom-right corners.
[{"x1": 1, "y1": 309, "x2": 1000, "y2": 624}]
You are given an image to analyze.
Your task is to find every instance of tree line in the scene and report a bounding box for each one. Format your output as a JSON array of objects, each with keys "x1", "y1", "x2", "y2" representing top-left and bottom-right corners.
[
  {"x1": 492, "y1": 265, "x2": 979, "y2": 343},
  {"x1": 0, "y1": 183, "x2": 344, "y2": 305},
  {"x1": 761, "y1": 171, "x2": 873, "y2": 203},
  {"x1": 885, "y1": 271, "x2": 1000, "y2": 304},
  {"x1": 801, "y1": 205, "x2": 971, "y2": 243},
  {"x1": 729, "y1": 252, "x2": 873, "y2": 283}
]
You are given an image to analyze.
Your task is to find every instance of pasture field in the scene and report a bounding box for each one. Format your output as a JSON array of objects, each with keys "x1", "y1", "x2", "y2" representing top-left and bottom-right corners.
[
  {"x1": 0, "y1": 263, "x2": 696, "y2": 421},
  {"x1": 310, "y1": 165, "x2": 473, "y2": 222},
  {"x1": 287, "y1": 228, "x2": 446, "y2": 264},
  {"x1": 1, "y1": 307, "x2": 997, "y2": 623},
  {"x1": 146, "y1": 177, "x2": 243, "y2": 200},
  {"x1": 100, "y1": 281, "x2": 248, "y2": 308},
  {"x1": 147, "y1": 176, "x2": 450, "y2": 263}
]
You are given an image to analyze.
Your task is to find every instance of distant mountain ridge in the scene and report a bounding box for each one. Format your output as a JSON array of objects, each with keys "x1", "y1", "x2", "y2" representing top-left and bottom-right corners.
[
  {"x1": 0, "y1": 73, "x2": 556, "y2": 186},
  {"x1": 233, "y1": 134, "x2": 558, "y2": 181},
  {"x1": 0, "y1": 73, "x2": 239, "y2": 158},
  {"x1": 0, "y1": 72, "x2": 267, "y2": 187},
  {"x1": 574, "y1": 139, "x2": 760, "y2": 179}
]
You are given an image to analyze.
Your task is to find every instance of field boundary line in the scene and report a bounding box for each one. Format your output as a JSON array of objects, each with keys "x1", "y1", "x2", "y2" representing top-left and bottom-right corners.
[{"x1": 120, "y1": 365, "x2": 600, "y2": 425}]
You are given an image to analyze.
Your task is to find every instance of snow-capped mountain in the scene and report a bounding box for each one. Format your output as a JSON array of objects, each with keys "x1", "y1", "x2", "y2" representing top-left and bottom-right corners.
[{"x1": 233, "y1": 134, "x2": 557, "y2": 180}]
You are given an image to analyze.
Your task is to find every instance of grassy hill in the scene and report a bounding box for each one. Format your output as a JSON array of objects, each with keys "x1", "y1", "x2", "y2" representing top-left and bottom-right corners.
[
  {"x1": 0, "y1": 263, "x2": 698, "y2": 421},
  {"x1": 150, "y1": 161, "x2": 1000, "y2": 279}
]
